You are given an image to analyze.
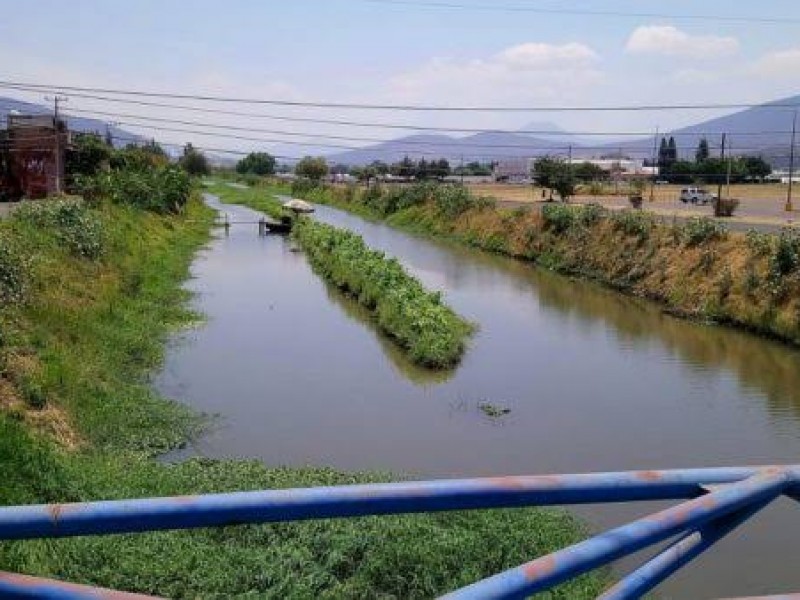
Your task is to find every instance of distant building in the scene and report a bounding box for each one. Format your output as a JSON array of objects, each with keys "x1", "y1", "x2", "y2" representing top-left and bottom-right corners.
[
  {"x1": 0, "y1": 113, "x2": 70, "y2": 200},
  {"x1": 766, "y1": 169, "x2": 800, "y2": 184},
  {"x1": 493, "y1": 158, "x2": 535, "y2": 182},
  {"x1": 566, "y1": 158, "x2": 658, "y2": 178}
]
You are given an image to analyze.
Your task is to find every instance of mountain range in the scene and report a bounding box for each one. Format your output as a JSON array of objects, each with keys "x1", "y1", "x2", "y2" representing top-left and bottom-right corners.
[{"x1": 327, "y1": 95, "x2": 800, "y2": 168}]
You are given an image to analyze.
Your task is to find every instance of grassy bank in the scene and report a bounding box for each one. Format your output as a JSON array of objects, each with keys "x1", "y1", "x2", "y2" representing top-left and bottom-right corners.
[
  {"x1": 205, "y1": 179, "x2": 285, "y2": 218},
  {"x1": 0, "y1": 193, "x2": 604, "y2": 597},
  {"x1": 287, "y1": 180, "x2": 800, "y2": 347},
  {"x1": 294, "y1": 218, "x2": 473, "y2": 368}
]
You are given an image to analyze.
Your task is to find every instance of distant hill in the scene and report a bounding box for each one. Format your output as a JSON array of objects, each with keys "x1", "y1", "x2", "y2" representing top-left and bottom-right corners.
[
  {"x1": 609, "y1": 95, "x2": 800, "y2": 168},
  {"x1": 0, "y1": 97, "x2": 146, "y2": 148},
  {"x1": 327, "y1": 130, "x2": 573, "y2": 165},
  {"x1": 327, "y1": 95, "x2": 800, "y2": 167}
]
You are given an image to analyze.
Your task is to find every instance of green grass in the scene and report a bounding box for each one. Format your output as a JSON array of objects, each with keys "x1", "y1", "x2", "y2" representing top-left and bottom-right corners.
[
  {"x1": 206, "y1": 180, "x2": 286, "y2": 219},
  {"x1": 0, "y1": 190, "x2": 606, "y2": 598}
]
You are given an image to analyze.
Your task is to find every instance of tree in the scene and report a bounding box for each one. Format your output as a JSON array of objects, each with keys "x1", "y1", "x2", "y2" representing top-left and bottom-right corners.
[
  {"x1": 533, "y1": 156, "x2": 574, "y2": 201},
  {"x1": 416, "y1": 158, "x2": 430, "y2": 180},
  {"x1": 667, "y1": 160, "x2": 696, "y2": 185},
  {"x1": 369, "y1": 160, "x2": 390, "y2": 176},
  {"x1": 667, "y1": 136, "x2": 678, "y2": 164},
  {"x1": 236, "y1": 152, "x2": 276, "y2": 176},
  {"x1": 66, "y1": 133, "x2": 112, "y2": 178},
  {"x1": 179, "y1": 143, "x2": 209, "y2": 176},
  {"x1": 295, "y1": 156, "x2": 329, "y2": 181},
  {"x1": 397, "y1": 156, "x2": 415, "y2": 179},
  {"x1": 110, "y1": 142, "x2": 169, "y2": 171},
  {"x1": 433, "y1": 158, "x2": 451, "y2": 179},
  {"x1": 573, "y1": 161, "x2": 608, "y2": 182},
  {"x1": 695, "y1": 138, "x2": 710, "y2": 163},
  {"x1": 742, "y1": 156, "x2": 772, "y2": 181},
  {"x1": 657, "y1": 138, "x2": 669, "y2": 170}
]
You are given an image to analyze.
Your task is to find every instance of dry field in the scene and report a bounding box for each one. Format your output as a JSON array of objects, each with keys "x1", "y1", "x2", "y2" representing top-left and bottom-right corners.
[{"x1": 468, "y1": 182, "x2": 791, "y2": 205}]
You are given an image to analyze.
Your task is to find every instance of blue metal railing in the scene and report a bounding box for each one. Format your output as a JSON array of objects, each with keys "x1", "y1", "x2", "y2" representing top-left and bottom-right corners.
[{"x1": 1, "y1": 465, "x2": 798, "y2": 599}]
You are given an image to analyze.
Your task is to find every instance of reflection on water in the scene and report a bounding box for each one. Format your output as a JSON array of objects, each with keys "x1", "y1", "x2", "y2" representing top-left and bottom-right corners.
[
  {"x1": 156, "y1": 194, "x2": 800, "y2": 598},
  {"x1": 320, "y1": 278, "x2": 456, "y2": 385}
]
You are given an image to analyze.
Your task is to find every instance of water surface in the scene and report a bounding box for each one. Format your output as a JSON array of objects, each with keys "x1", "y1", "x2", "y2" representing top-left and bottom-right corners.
[{"x1": 156, "y1": 193, "x2": 800, "y2": 598}]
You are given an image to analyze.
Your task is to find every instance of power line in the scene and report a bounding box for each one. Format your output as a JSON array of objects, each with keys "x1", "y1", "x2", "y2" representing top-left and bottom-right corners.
[
  {"x1": 3, "y1": 86, "x2": 798, "y2": 140},
  {"x1": 2, "y1": 79, "x2": 799, "y2": 112},
  {"x1": 361, "y1": 0, "x2": 800, "y2": 24},
  {"x1": 52, "y1": 103, "x2": 800, "y2": 142}
]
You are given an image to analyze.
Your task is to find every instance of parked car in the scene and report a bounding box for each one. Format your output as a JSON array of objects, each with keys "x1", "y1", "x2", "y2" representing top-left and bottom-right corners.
[{"x1": 679, "y1": 187, "x2": 717, "y2": 205}]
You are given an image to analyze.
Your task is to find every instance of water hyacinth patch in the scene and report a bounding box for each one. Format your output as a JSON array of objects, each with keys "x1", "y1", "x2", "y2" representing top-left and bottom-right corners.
[{"x1": 293, "y1": 218, "x2": 474, "y2": 368}]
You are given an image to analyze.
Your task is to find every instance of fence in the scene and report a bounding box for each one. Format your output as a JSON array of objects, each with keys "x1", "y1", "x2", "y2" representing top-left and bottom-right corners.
[{"x1": 1, "y1": 465, "x2": 798, "y2": 599}]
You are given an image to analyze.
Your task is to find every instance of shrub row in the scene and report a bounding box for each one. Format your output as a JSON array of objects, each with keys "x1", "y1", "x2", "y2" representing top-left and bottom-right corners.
[
  {"x1": 293, "y1": 218, "x2": 473, "y2": 368},
  {"x1": 291, "y1": 180, "x2": 495, "y2": 218},
  {"x1": 76, "y1": 166, "x2": 192, "y2": 214}
]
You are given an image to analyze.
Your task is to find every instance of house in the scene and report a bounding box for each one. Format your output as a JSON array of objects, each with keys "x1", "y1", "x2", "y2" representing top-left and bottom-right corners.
[{"x1": 0, "y1": 113, "x2": 70, "y2": 200}]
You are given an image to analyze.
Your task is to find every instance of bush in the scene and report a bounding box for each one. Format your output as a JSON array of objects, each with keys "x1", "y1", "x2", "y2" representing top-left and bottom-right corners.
[
  {"x1": 714, "y1": 198, "x2": 740, "y2": 217},
  {"x1": 14, "y1": 199, "x2": 104, "y2": 260},
  {"x1": 576, "y1": 203, "x2": 605, "y2": 227},
  {"x1": 0, "y1": 232, "x2": 30, "y2": 303},
  {"x1": 541, "y1": 204, "x2": 577, "y2": 234},
  {"x1": 681, "y1": 217, "x2": 727, "y2": 246},
  {"x1": 612, "y1": 210, "x2": 655, "y2": 240},
  {"x1": 431, "y1": 184, "x2": 473, "y2": 217},
  {"x1": 771, "y1": 230, "x2": 800, "y2": 278},
  {"x1": 107, "y1": 167, "x2": 192, "y2": 214},
  {"x1": 746, "y1": 229, "x2": 773, "y2": 256}
]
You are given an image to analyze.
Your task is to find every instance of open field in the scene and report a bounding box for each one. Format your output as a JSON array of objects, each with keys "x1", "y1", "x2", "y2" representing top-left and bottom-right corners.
[
  {"x1": 468, "y1": 182, "x2": 799, "y2": 230},
  {"x1": 468, "y1": 182, "x2": 793, "y2": 205}
]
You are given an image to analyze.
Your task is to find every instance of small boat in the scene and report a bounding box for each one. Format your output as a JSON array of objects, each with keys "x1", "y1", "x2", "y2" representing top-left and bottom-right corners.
[{"x1": 282, "y1": 199, "x2": 315, "y2": 213}]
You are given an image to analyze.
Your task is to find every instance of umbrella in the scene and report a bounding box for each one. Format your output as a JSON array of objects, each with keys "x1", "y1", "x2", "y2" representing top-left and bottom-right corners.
[{"x1": 282, "y1": 199, "x2": 315, "y2": 213}]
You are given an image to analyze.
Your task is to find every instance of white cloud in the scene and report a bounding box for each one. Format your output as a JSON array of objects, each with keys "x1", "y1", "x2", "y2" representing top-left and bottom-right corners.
[
  {"x1": 626, "y1": 26, "x2": 739, "y2": 59},
  {"x1": 385, "y1": 42, "x2": 602, "y2": 111},
  {"x1": 496, "y1": 42, "x2": 598, "y2": 70},
  {"x1": 751, "y1": 48, "x2": 800, "y2": 78}
]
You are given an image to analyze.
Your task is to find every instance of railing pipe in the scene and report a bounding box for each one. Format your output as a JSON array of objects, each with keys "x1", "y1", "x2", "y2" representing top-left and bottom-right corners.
[
  {"x1": 0, "y1": 571, "x2": 158, "y2": 600},
  {"x1": 442, "y1": 469, "x2": 791, "y2": 600},
  {"x1": 0, "y1": 466, "x2": 792, "y2": 542},
  {"x1": 598, "y1": 497, "x2": 777, "y2": 600}
]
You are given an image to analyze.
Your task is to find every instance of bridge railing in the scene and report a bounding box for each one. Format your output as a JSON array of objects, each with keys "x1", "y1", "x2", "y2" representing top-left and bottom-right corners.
[{"x1": 1, "y1": 465, "x2": 798, "y2": 599}]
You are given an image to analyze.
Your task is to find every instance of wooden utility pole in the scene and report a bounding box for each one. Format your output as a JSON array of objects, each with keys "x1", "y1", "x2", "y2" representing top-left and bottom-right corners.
[
  {"x1": 46, "y1": 95, "x2": 68, "y2": 195},
  {"x1": 787, "y1": 110, "x2": 797, "y2": 212},
  {"x1": 650, "y1": 126, "x2": 659, "y2": 202},
  {"x1": 717, "y1": 133, "x2": 726, "y2": 203}
]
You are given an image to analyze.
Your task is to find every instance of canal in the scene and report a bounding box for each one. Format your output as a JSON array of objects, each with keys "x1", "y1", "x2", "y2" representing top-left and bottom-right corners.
[{"x1": 156, "y1": 193, "x2": 800, "y2": 598}]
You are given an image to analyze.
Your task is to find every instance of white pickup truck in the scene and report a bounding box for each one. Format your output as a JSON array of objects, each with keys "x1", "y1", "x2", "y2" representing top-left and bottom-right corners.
[{"x1": 679, "y1": 187, "x2": 717, "y2": 205}]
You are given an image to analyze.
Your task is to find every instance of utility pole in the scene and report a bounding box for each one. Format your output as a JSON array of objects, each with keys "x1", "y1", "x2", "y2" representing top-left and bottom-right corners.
[
  {"x1": 717, "y1": 133, "x2": 726, "y2": 203},
  {"x1": 787, "y1": 110, "x2": 797, "y2": 212},
  {"x1": 45, "y1": 95, "x2": 68, "y2": 195},
  {"x1": 650, "y1": 126, "x2": 659, "y2": 202},
  {"x1": 567, "y1": 144, "x2": 573, "y2": 203}
]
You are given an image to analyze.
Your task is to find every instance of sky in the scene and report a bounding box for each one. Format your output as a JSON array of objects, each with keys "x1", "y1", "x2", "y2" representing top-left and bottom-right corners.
[{"x1": 1, "y1": 0, "x2": 799, "y2": 159}]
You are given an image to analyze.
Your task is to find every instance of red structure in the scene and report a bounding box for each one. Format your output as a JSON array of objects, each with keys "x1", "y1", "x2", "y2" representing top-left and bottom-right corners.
[{"x1": 0, "y1": 114, "x2": 70, "y2": 200}]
